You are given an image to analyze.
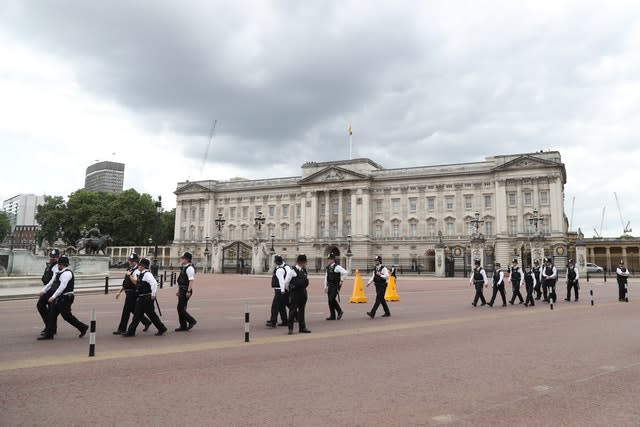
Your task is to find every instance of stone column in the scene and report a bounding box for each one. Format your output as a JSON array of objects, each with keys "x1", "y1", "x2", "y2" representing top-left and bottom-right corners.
[
  {"x1": 351, "y1": 191, "x2": 358, "y2": 237},
  {"x1": 324, "y1": 191, "x2": 330, "y2": 238},
  {"x1": 337, "y1": 190, "x2": 343, "y2": 237},
  {"x1": 575, "y1": 241, "x2": 587, "y2": 276},
  {"x1": 361, "y1": 189, "x2": 371, "y2": 238},
  {"x1": 435, "y1": 245, "x2": 446, "y2": 277},
  {"x1": 621, "y1": 247, "x2": 627, "y2": 264},
  {"x1": 606, "y1": 247, "x2": 611, "y2": 272}
]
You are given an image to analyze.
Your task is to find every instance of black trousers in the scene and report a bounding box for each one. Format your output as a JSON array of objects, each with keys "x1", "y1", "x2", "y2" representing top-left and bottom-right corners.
[
  {"x1": 288, "y1": 289, "x2": 308, "y2": 331},
  {"x1": 534, "y1": 280, "x2": 542, "y2": 299},
  {"x1": 177, "y1": 288, "x2": 197, "y2": 328},
  {"x1": 371, "y1": 283, "x2": 390, "y2": 315},
  {"x1": 44, "y1": 295, "x2": 87, "y2": 336},
  {"x1": 542, "y1": 281, "x2": 549, "y2": 301},
  {"x1": 473, "y1": 282, "x2": 486, "y2": 305},
  {"x1": 127, "y1": 295, "x2": 165, "y2": 334},
  {"x1": 546, "y1": 281, "x2": 557, "y2": 303},
  {"x1": 566, "y1": 280, "x2": 579, "y2": 301},
  {"x1": 510, "y1": 285, "x2": 524, "y2": 304},
  {"x1": 270, "y1": 289, "x2": 288, "y2": 324},
  {"x1": 327, "y1": 285, "x2": 342, "y2": 318},
  {"x1": 37, "y1": 292, "x2": 55, "y2": 332},
  {"x1": 489, "y1": 284, "x2": 506, "y2": 306},
  {"x1": 117, "y1": 291, "x2": 151, "y2": 332},
  {"x1": 617, "y1": 279, "x2": 627, "y2": 300},
  {"x1": 525, "y1": 283, "x2": 535, "y2": 306}
]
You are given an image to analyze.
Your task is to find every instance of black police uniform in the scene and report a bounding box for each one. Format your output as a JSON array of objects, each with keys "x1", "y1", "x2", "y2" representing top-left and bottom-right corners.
[
  {"x1": 488, "y1": 268, "x2": 507, "y2": 307},
  {"x1": 288, "y1": 265, "x2": 310, "y2": 333},
  {"x1": 125, "y1": 270, "x2": 166, "y2": 336},
  {"x1": 524, "y1": 270, "x2": 535, "y2": 306},
  {"x1": 268, "y1": 265, "x2": 289, "y2": 326},
  {"x1": 115, "y1": 266, "x2": 151, "y2": 334},
  {"x1": 566, "y1": 266, "x2": 579, "y2": 301},
  {"x1": 326, "y1": 264, "x2": 344, "y2": 319},
  {"x1": 369, "y1": 264, "x2": 391, "y2": 316},
  {"x1": 176, "y1": 263, "x2": 197, "y2": 330},
  {"x1": 509, "y1": 266, "x2": 524, "y2": 304},
  {"x1": 533, "y1": 264, "x2": 542, "y2": 299},
  {"x1": 471, "y1": 267, "x2": 487, "y2": 306},
  {"x1": 37, "y1": 261, "x2": 57, "y2": 333},
  {"x1": 543, "y1": 264, "x2": 558, "y2": 303},
  {"x1": 616, "y1": 266, "x2": 629, "y2": 301},
  {"x1": 42, "y1": 269, "x2": 88, "y2": 338}
]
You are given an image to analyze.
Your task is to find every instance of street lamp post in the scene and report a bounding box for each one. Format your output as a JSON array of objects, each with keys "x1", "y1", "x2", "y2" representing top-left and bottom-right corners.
[
  {"x1": 215, "y1": 213, "x2": 226, "y2": 237},
  {"x1": 346, "y1": 234, "x2": 353, "y2": 272},
  {"x1": 254, "y1": 210, "x2": 265, "y2": 233},
  {"x1": 270, "y1": 232, "x2": 275, "y2": 253},
  {"x1": 204, "y1": 236, "x2": 210, "y2": 273}
]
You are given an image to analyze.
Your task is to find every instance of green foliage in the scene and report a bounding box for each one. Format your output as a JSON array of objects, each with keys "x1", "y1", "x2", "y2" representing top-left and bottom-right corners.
[
  {"x1": 35, "y1": 189, "x2": 175, "y2": 247},
  {"x1": 0, "y1": 211, "x2": 11, "y2": 242}
]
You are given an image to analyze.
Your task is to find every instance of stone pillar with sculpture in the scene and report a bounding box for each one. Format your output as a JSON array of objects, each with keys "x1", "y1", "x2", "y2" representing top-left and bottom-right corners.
[
  {"x1": 575, "y1": 227, "x2": 587, "y2": 277},
  {"x1": 435, "y1": 231, "x2": 446, "y2": 277},
  {"x1": 211, "y1": 237, "x2": 222, "y2": 273},
  {"x1": 468, "y1": 212, "x2": 485, "y2": 268}
]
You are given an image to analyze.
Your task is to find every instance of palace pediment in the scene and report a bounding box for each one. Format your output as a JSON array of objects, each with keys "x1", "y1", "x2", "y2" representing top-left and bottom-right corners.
[
  {"x1": 174, "y1": 181, "x2": 214, "y2": 195},
  {"x1": 492, "y1": 154, "x2": 561, "y2": 171},
  {"x1": 298, "y1": 166, "x2": 369, "y2": 184}
]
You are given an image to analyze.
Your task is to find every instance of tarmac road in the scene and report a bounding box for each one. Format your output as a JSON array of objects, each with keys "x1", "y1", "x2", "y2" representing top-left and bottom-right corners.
[{"x1": 1, "y1": 274, "x2": 638, "y2": 426}]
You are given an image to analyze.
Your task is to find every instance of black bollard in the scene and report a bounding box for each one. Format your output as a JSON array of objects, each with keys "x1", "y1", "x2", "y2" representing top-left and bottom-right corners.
[
  {"x1": 160, "y1": 275, "x2": 164, "y2": 289},
  {"x1": 104, "y1": 276, "x2": 109, "y2": 294},
  {"x1": 89, "y1": 308, "x2": 96, "y2": 357},
  {"x1": 244, "y1": 304, "x2": 250, "y2": 343},
  {"x1": 586, "y1": 271, "x2": 590, "y2": 282},
  {"x1": 164, "y1": 271, "x2": 167, "y2": 282},
  {"x1": 603, "y1": 270, "x2": 607, "y2": 283}
]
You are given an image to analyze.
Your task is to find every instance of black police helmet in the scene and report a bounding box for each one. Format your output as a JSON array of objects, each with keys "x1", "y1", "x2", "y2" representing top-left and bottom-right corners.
[
  {"x1": 620, "y1": 259, "x2": 625, "y2": 265},
  {"x1": 374, "y1": 255, "x2": 382, "y2": 262},
  {"x1": 57, "y1": 256, "x2": 70, "y2": 266},
  {"x1": 534, "y1": 259, "x2": 540, "y2": 265},
  {"x1": 296, "y1": 254, "x2": 307, "y2": 263},
  {"x1": 49, "y1": 248, "x2": 60, "y2": 258},
  {"x1": 495, "y1": 262, "x2": 501, "y2": 267},
  {"x1": 128, "y1": 253, "x2": 140, "y2": 262},
  {"x1": 181, "y1": 252, "x2": 193, "y2": 262},
  {"x1": 274, "y1": 255, "x2": 284, "y2": 264},
  {"x1": 139, "y1": 258, "x2": 151, "y2": 268},
  {"x1": 474, "y1": 258, "x2": 481, "y2": 266},
  {"x1": 327, "y1": 253, "x2": 336, "y2": 260},
  {"x1": 512, "y1": 258, "x2": 518, "y2": 264}
]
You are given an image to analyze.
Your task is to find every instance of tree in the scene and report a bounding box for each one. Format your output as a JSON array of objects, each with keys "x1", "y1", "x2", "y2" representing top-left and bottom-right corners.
[
  {"x1": 158, "y1": 209, "x2": 176, "y2": 244},
  {"x1": 35, "y1": 196, "x2": 67, "y2": 245},
  {"x1": 0, "y1": 211, "x2": 11, "y2": 242}
]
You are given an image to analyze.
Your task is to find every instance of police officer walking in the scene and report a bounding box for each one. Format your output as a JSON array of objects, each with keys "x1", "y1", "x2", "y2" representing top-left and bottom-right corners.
[
  {"x1": 38, "y1": 257, "x2": 88, "y2": 340},
  {"x1": 266, "y1": 255, "x2": 291, "y2": 328},
  {"x1": 509, "y1": 258, "x2": 524, "y2": 305},
  {"x1": 523, "y1": 264, "x2": 537, "y2": 307},
  {"x1": 533, "y1": 260, "x2": 543, "y2": 300},
  {"x1": 287, "y1": 254, "x2": 311, "y2": 335},
  {"x1": 366, "y1": 255, "x2": 391, "y2": 317},
  {"x1": 469, "y1": 259, "x2": 488, "y2": 307},
  {"x1": 123, "y1": 258, "x2": 167, "y2": 337},
  {"x1": 487, "y1": 262, "x2": 506, "y2": 307},
  {"x1": 37, "y1": 249, "x2": 60, "y2": 336},
  {"x1": 565, "y1": 259, "x2": 580, "y2": 302},
  {"x1": 113, "y1": 253, "x2": 151, "y2": 334},
  {"x1": 175, "y1": 252, "x2": 197, "y2": 332},
  {"x1": 325, "y1": 253, "x2": 347, "y2": 320},
  {"x1": 541, "y1": 257, "x2": 558, "y2": 304},
  {"x1": 616, "y1": 260, "x2": 630, "y2": 302}
]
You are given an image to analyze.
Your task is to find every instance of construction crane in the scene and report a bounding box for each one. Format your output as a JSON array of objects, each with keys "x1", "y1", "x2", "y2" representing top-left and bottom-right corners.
[
  {"x1": 200, "y1": 119, "x2": 217, "y2": 178},
  {"x1": 593, "y1": 206, "x2": 605, "y2": 239},
  {"x1": 614, "y1": 192, "x2": 632, "y2": 234}
]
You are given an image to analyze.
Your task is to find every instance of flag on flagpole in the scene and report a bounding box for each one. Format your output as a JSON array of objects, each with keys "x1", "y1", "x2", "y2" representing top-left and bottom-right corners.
[{"x1": 348, "y1": 125, "x2": 352, "y2": 136}]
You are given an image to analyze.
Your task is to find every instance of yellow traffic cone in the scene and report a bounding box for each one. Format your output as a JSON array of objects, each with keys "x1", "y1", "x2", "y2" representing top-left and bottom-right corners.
[
  {"x1": 349, "y1": 269, "x2": 368, "y2": 303},
  {"x1": 385, "y1": 275, "x2": 400, "y2": 301}
]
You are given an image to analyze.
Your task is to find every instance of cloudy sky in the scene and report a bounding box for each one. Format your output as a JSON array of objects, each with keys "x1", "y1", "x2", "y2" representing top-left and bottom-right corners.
[{"x1": 0, "y1": 0, "x2": 638, "y2": 236}]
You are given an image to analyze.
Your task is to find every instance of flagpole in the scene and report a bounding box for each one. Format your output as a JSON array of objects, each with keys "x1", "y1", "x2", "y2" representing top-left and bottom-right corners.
[{"x1": 348, "y1": 123, "x2": 353, "y2": 160}]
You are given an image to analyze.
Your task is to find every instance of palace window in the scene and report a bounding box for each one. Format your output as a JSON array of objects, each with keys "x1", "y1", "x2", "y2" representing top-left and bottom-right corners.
[
  {"x1": 427, "y1": 222, "x2": 436, "y2": 237},
  {"x1": 268, "y1": 205, "x2": 275, "y2": 217},
  {"x1": 241, "y1": 226, "x2": 248, "y2": 240},
  {"x1": 332, "y1": 201, "x2": 339, "y2": 215},
  {"x1": 229, "y1": 207, "x2": 236, "y2": 219},
  {"x1": 409, "y1": 198, "x2": 417, "y2": 213},
  {"x1": 375, "y1": 199, "x2": 384, "y2": 213},
  {"x1": 375, "y1": 223, "x2": 383, "y2": 239},
  {"x1": 346, "y1": 200, "x2": 352, "y2": 215},
  {"x1": 410, "y1": 223, "x2": 417, "y2": 237},
  {"x1": 242, "y1": 206, "x2": 248, "y2": 219},
  {"x1": 281, "y1": 224, "x2": 288, "y2": 240},
  {"x1": 391, "y1": 198, "x2": 400, "y2": 213},
  {"x1": 539, "y1": 190, "x2": 549, "y2": 205},
  {"x1": 508, "y1": 192, "x2": 517, "y2": 207},
  {"x1": 464, "y1": 195, "x2": 473, "y2": 210},
  {"x1": 542, "y1": 217, "x2": 550, "y2": 234},
  {"x1": 228, "y1": 226, "x2": 235, "y2": 240},
  {"x1": 268, "y1": 225, "x2": 275, "y2": 237},
  {"x1": 295, "y1": 223, "x2": 301, "y2": 239},
  {"x1": 485, "y1": 221, "x2": 493, "y2": 236},
  {"x1": 446, "y1": 222, "x2": 454, "y2": 236},
  {"x1": 282, "y1": 205, "x2": 289, "y2": 218},
  {"x1": 427, "y1": 197, "x2": 435, "y2": 210},
  {"x1": 392, "y1": 222, "x2": 400, "y2": 238},
  {"x1": 445, "y1": 196, "x2": 454, "y2": 210},
  {"x1": 509, "y1": 218, "x2": 517, "y2": 236},
  {"x1": 524, "y1": 192, "x2": 532, "y2": 206},
  {"x1": 484, "y1": 195, "x2": 492, "y2": 209}
]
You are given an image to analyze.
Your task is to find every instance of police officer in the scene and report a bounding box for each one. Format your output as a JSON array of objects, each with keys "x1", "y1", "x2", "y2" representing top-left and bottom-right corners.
[
  {"x1": 468, "y1": 259, "x2": 488, "y2": 307},
  {"x1": 523, "y1": 264, "x2": 537, "y2": 307},
  {"x1": 366, "y1": 255, "x2": 391, "y2": 317},
  {"x1": 616, "y1": 259, "x2": 630, "y2": 302},
  {"x1": 565, "y1": 259, "x2": 580, "y2": 302},
  {"x1": 123, "y1": 258, "x2": 167, "y2": 337},
  {"x1": 325, "y1": 253, "x2": 347, "y2": 320},
  {"x1": 38, "y1": 257, "x2": 88, "y2": 340},
  {"x1": 533, "y1": 260, "x2": 543, "y2": 300},
  {"x1": 266, "y1": 255, "x2": 291, "y2": 328},
  {"x1": 541, "y1": 257, "x2": 558, "y2": 304},
  {"x1": 509, "y1": 258, "x2": 524, "y2": 305},
  {"x1": 175, "y1": 252, "x2": 197, "y2": 331},
  {"x1": 487, "y1": 262, "x2": 506, "y2": 307},
  {"x1": 287, "y1": 254, "x2": 311, "y2": 335},
  {"x1": 113, "y1": 253, "x2": 151, "y2": 334},
  {"x1": 37, "y1": 249, "x2": 60, "y2": 336}
]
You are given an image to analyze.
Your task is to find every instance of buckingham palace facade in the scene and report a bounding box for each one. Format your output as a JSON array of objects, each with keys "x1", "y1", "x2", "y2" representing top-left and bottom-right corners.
[{"x1": 172, "y1": 151, "x2": 568, "y2": 275}]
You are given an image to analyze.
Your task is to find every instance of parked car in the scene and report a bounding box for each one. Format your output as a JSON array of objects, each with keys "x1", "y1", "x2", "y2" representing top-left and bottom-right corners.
[{"x1": 586, "y1": 263, "x2": 604, "y2": 273}]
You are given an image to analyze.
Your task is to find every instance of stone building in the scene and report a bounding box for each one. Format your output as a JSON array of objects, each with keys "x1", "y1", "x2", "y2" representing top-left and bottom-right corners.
[{"x1": 172, "y1": 151, "x2": 568, "y2": 275}]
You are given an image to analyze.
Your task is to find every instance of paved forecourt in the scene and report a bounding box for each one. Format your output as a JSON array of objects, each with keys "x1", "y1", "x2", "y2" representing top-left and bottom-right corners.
[{"x1": 1, "y1": 273, "x2": 639, "y2": 426}]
